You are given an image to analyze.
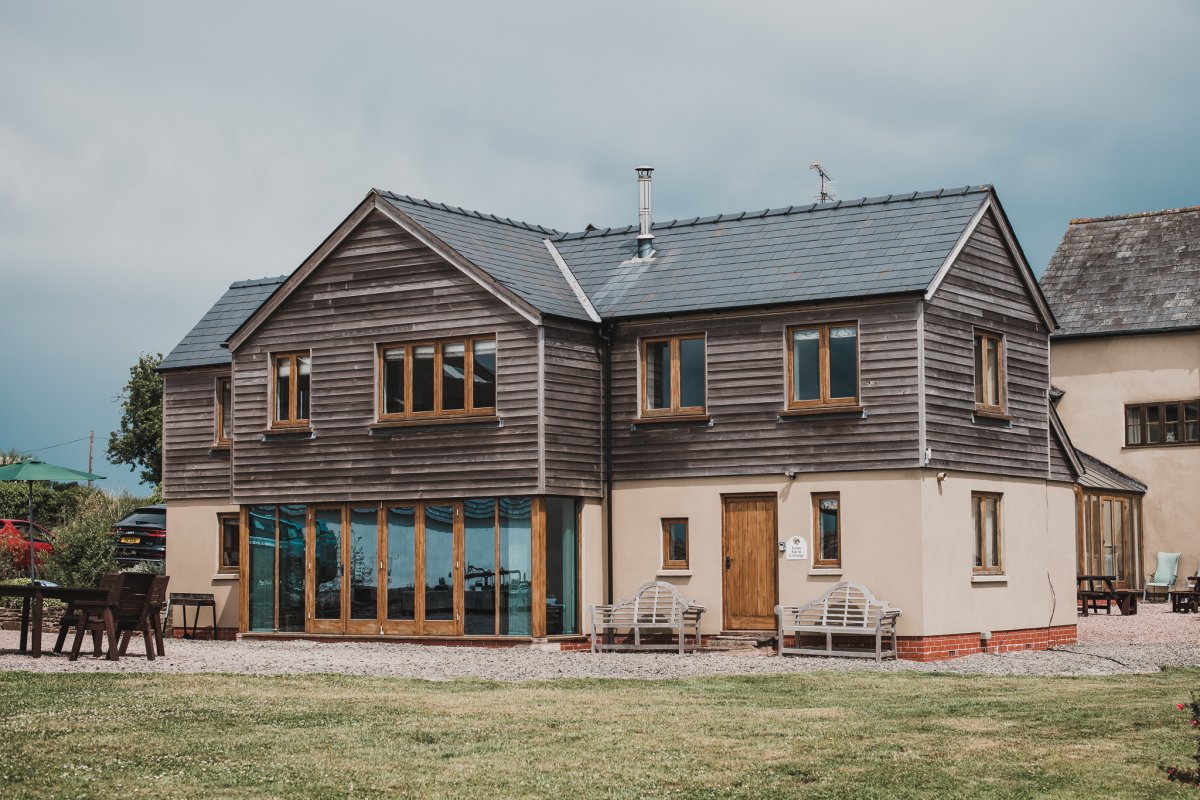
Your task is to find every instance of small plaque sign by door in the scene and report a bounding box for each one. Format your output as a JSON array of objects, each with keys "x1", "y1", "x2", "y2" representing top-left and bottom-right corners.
[{"x1": 785, "y1": 536, "x2": 807, "y2": 560}]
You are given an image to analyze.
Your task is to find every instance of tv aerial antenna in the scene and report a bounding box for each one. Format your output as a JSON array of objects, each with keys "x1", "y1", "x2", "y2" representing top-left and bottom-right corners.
[{"x1": 809, "y1": 162, "x2": 834, "y2": 203}]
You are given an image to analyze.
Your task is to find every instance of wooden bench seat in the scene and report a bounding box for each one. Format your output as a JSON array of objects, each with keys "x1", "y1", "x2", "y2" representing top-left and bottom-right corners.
[
  {"x1": 775, "y1": 581, "x2": 902, "y2": 663},
  {"x1": 589, "y1": 581, "x2": 705, "y2": 654}
]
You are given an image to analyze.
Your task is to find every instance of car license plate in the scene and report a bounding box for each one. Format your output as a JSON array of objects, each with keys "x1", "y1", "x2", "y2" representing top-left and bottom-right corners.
[{"x1": 119, "y1": 536, "x2": 140, "y2": 544}]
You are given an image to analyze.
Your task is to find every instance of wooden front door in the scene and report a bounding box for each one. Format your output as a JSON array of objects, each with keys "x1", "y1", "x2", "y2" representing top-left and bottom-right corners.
[{"x1": 722, "y1": 494, "x2": 779, "y2": 630}]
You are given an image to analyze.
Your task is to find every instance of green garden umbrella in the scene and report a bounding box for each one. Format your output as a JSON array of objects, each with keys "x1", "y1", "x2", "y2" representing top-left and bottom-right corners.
[{"x1": 0, "y1": 459, "x2": 105, "y2": 582}]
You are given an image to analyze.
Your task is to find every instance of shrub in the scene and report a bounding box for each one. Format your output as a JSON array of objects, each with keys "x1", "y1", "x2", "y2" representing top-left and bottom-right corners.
[
  {"x1": 1166, "y1": 695, "x2": 1200, "y2": 785},
  {"x1": 41, "y1": 492, "x2": 144, "y2": 588}
]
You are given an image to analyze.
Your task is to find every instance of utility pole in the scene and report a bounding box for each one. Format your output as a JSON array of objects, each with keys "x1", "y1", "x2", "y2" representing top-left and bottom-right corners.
[{"x1": 88, "y1": 430, "x2": 94, "y2": 489}]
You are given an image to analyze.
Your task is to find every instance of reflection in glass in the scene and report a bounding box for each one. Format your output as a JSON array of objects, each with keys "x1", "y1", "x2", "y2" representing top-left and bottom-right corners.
[
  {"x1": 792, "y1": 329, "x2": 820, "y2": 401},
  {"x1": 974, "y1": 336, "x2": 985, "y2": 404},
  {"x1": 473, "y1": 340, "x2": 497, "y2": 409},
  {"x1": 220, "y1": 379, "x2": 232, "y2": 441},
  {"x1": 679, "y1": 338, "x2": 705, "y2": 409},
  {"x1": 666, "y1": 521, "x2": 687, "y2": 563},
  {"x1": 828, "y1": 327, "x2": 858, "y2": 399},
  {"x1": 424, "y1": 505, "x2": 454, "y2": 621},
  {"x1": 350, "y1": 507, "x2": 378, "y2": 620},
  {"x1": 382, "y1": 348, "x2": 405, "y2": 415},
  {"x1": 1146, "y1": 405, "x2": 1162, "y2": 444},
  {"x1": 645, "y1": 341, "x2": 671, "y2": 410},
  {"x1": 274, "y1": 358, "x2": 290, "y2": 421},
  {"x1": 386, "y1": 507, "x2": 416, "y2": 620},
  {"x1": 248, "y1": 505, "x2": 276, "y2": 631},
  {"x1": 818, "y1": 498, "x2": 839, "y2": 562},
  {"x1": 1186, "y1": 402, "x2": 1200, "y2": 443},
  {"x1": 984, "y1": 338, "x2": 999, "y2": 406},
  {"x1": 1165, "y1": 403, "x2": 1180, "y2": 443},
  {"x1": 1125, "y1": 406, "x2": 1142, "y2": 445},
  {"x1": 499, "y1": 497, "x2": 532, "y2": 635},
  {"x1": 314, "y1": 508, "x2": 343, "y2": 620},
  {"x1": 442, "y1": 342, "x2": 466, "y2": 411},
  {"x1": 545, "y1": 498, "x2": 578, "y2": 635},
  {"x1": 465, "y1": 499, "x2": 497, "y2": 635},
  {"x1": 220, "y1": 515, "x2": 240, "y2": 570},
  {"x1": 278, "y1": 504, "x2": 307, "y2": 631},
  {"x1": 296, "y1": 356, "x2": 311, "y2": 419},
  {"x1": 412, "y1": 345, "x2": 435, "y2": 412}
]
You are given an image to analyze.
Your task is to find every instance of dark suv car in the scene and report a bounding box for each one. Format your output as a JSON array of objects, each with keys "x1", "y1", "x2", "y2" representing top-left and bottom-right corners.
[{"x1": 111, "y1": 504, "x2": 167, "y2": 568}]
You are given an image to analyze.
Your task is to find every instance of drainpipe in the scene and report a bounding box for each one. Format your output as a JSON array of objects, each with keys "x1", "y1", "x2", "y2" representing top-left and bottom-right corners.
[{"x1": 601, "y1": 319, "x2": 615, "y2": 605}]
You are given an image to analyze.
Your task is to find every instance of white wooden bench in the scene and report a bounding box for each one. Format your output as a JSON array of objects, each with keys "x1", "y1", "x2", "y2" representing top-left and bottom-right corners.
[
  {"x1": 775, "y1": 582, "x2": 902, "y2": 663},
  {"x1": 589, "y1": 581, "x2": 705, "y2": 654}
]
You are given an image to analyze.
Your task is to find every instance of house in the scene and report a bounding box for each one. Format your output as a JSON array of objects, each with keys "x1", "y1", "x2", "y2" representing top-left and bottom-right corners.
[
  {"x1": 1042, "y1": 206, "x2": 1200, "y2": 590},
  {"x1": 159, "y1": 171, "x2": 1086, "y2": 659}
]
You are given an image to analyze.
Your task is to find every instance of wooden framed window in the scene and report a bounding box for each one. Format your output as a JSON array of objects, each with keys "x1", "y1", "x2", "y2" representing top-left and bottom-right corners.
[
  {"x1": 972, "y1": 492, "x2": 1003, "y2": 575},
  {"x1": 378, "y1": 336, "x2": 497, "y2": 420},
  {"x1": 640, "y1": 335, "x2": 706, "y2": 417},
  {"x1": 973, "y1": 331, "x2": 1006, "y2": 415},
  {"x1": 271, "y1": 352, "x2": 311, "y2": 427},
  {"x1": 215, "y1": 377, "x2": 232, "y2": 446},
  {"x1": 1125, "y1": 400, "x2": 1200, "y2": 447},
  {"x1": 661, "y1": 518, "x2": 689, "y2": 569},
  {"x1": 812, "y1": 493, "x2": 841, "y2": 569},
  {"x1": 217, "y1": 512, "x2": 240, "y2": 574},
  {"x1": 786, "y1": 323, "x2": 859, "y2": 409}
]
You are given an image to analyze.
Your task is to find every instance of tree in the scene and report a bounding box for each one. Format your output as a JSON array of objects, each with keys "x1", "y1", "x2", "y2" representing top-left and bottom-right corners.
[{"x1": 107, "y1": 352, "x2": 164, "y2": 486}]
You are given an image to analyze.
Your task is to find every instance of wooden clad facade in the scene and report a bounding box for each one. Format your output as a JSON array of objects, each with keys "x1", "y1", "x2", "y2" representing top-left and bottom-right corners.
[
  {"x1": 923, "y1": 210, "x2": 1053, "y2": 479},
  {"x1": 162, "y1": 368, "x2": 230, "y2": 500},
  {"x1": 608, "y1": 298, "x2": 923, "y2": 480},
  {"x1": 542, "y1": 320, "x2": 604, "y2": 495},
  {"x1": 229, "y1": 211, "x2": 542, "y2": 505}
]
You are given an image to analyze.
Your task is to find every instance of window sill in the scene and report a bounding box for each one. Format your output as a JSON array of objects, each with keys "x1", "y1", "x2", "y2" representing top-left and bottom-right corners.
[
  {"x1": 779, "y1": 406, "x2": 865, "y2": 421},
  {"x1": 973, "y1": 407, "x2": 1012, "y2": 420},
  {"x1": 657, "y1": 570, "x2": 692, "y2": 577},
  {"x1": 260, "y1": 428, "x2": 315, "y2": 441},
  {"x1": 808, "y1": 568, "x2": 843, "y2": 576},
  {"x1": 971, "y1": 411, "x2": 1012, "y2": 428},
  {"x1": 630, "y1": 414, "x2": 711, "y2": 430},
  {"x1": 368, "y1": 415, "x2": 501, "y2": 433},
  {"x1": 208, "y1": 444, "x2": 231, "y2": 456},
  {"x1": 212, "y1": 573, "x2": 239, "y2": 582},
  {"x1": 971, "y1": 574, "x2": 1007, "y2": 584},
  {"x1": 1123, "y1": 442, "x2": 1200, "y2": 450}
]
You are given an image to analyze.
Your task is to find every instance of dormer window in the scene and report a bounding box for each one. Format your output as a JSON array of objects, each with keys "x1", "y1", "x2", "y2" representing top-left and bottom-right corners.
[
  {"x1": 640, "y1": 335, "x2": 706, "y2": 418},
  {"x1": 973, "y1": 331, "x2": 1006, "y2": 416},
  {"x1": 272, "y1": 353, "x2": 311, "y2": 427},
  {"x1": 378, "y1": 336, "x2": 497, "y2": 420}
]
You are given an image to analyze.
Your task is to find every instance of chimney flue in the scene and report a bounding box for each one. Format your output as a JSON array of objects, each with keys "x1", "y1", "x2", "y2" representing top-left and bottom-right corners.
[{"x1": 636, "y1": 165, "x2": 654, "y2": 258}]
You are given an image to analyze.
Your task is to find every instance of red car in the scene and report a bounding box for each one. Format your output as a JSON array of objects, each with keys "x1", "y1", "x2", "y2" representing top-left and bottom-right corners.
[{"x1": 0, "y1": 519, "x2": 53, "y2": 571}]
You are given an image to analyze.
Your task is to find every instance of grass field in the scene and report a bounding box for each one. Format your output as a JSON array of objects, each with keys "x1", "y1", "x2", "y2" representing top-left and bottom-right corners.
[{"x1": 2, "y1": 668, "x2": 1199, "y2": 799}]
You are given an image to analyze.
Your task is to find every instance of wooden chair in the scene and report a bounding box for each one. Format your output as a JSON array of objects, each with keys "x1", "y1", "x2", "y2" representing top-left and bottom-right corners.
[
  {"x1": 775, "y1": 582, "x2": 902, "y2": 663},
  {"x1": 54, "y1": 573, "x2": 119, "y2": 655},
  {"x1": 68, "y1": 572, "x2": 126, "y2": 661},
  {"x1": 119, "y1": 575, "x2": 170, "y2": 659}
]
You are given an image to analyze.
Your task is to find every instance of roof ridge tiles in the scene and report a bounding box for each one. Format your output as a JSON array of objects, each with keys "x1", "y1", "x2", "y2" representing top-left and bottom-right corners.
[
  {"x1": 229, "y1": 275, "x2": 288, "y2": 288},
  {"x1": 1069, "y1": 205, "x2": 1200, "y2": 225},
  {"x1": 378, "y1": 189, "x2": 564, "y2": 236}
]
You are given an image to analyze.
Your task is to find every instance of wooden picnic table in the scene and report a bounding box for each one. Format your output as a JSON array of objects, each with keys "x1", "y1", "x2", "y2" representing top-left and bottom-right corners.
[
  {"x1": 0, "y1": 584, "x2": 105, "y2": 658},
  {"x1": 1077, "y1": 575, "x2": 1138, "y2": 616}
]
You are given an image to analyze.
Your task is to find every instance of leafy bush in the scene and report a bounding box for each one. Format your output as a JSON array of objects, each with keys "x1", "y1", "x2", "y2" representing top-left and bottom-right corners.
[{"x1": 41, "y1": 492, "x2": 145, "y2": 588}]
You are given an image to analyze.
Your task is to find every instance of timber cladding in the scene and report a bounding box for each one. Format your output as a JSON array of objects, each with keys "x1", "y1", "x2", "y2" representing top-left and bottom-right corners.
[
  {"x1": 608, "y1": 298, "x2": 923, "y2": 480},
  {"x1": 162, "y1": 368, "x2": 231, "y2": 500},
  {"x1": 229, "y1": 211, "x2": 541, "y2": 505},
  {"x1": 923, "y1": 209, "x2": 1052, "y2": 479},
  {"x1": 542, "y1": 320, "x2": 604, "y2": 496}
]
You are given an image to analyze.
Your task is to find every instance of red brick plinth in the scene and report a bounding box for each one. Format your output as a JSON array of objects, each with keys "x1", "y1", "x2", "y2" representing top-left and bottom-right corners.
[{"x1": 896, "y1": 625, "x2": 1077, "y2": 662}]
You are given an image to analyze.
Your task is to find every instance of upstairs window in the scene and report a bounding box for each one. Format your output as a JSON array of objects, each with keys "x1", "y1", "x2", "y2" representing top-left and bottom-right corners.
[
  {"x1": 973, "y1": 331, "x2": 1006, "y2": 415},
  {"x1": 379, "y1": 336, "x2": 497, "y2": 420},
  {"x1": 641, "y1": 335, "x2": 706, "y2": 417},
  {"x1": 787, "y1": 323, "x2": 859, "y2": 409},
  {"x1": 1125, "y1": 400, "x2": 1200, "y2": 447},
  {"x1": 972, "y1": 492, "x2": 1003, "y2": 575},
  {"x1": 215, "y1": 377, "x2": 232, "y2": 445},
  {"x1": 272, "y1": 353, "x2": 311, "y2": 427}
]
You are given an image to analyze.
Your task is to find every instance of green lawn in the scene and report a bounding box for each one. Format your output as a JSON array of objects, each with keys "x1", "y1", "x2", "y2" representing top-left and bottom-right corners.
[{"x1": 2, "y1": 669, "x2": 1199, "y2": 799}]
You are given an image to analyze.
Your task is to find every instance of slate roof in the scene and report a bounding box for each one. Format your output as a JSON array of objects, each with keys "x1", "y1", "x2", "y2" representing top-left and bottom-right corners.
[
  {"x1": 377, "y1": 192, "x2": 590, "y2": 321},
  {"x1": 553, "y1": 187, "x2": 991, "y2": 318},
  {"x1": 1076, "y1": 449, "x2": 1148, "y2": 494},
  {"x1": 159, "y1": 276, "x2": 287, "y2": 370},
  {"x1": 1041, "y1": 206, "x2": 1200, "y2": 339}
]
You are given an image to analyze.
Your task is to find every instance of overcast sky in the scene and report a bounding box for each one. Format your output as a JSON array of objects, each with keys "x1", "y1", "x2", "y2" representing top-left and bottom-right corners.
[{"x1": 2, "y1": 1, "x2": 1197, "y2": 493}]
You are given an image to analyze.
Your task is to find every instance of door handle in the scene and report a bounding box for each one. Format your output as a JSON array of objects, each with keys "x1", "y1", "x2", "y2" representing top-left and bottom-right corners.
[{"x1": 725, "y1": 556, "x2": 732, "y2": 570}]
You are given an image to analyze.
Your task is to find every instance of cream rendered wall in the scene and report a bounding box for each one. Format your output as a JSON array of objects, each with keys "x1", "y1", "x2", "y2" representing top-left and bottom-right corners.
[
  {"x1": 918, "y1": 473, "x2": 1077, "y2": 636},
  {"x1": 578, "y1": 498, "x2": 605, "y2": 633},
  {"x1": 610, "y1": 471, "x2": 925, "y2": 636},
  {"x1": 165, "y1": 499, "x2": 240, "y2": 630},
  {"x1": 1052, "y1": 332, "x2": 1200, "y2": 573}
]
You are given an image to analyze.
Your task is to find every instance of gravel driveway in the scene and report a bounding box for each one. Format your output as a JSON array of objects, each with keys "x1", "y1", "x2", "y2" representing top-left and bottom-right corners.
[{"x1": 2, "y1": 603, "x2": 1197, "y2": 680}]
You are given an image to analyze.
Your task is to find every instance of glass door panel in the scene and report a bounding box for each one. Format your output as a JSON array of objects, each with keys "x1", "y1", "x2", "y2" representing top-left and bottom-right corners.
[
  {"x1": 247, "y1": 506, "x2": 277, "y2": 632},
  {"x1": 464, "y1": 499, "x2": 497, "y2": 635},
  {"x1": 423, "y1": 505, "x2": 457, "y2": 633},
  {"x1": 312, "y1": 507, "x2": 344, "y2": 632},
  {"x1": 384, "y1": 506, "x2": 417, "y2": 633},
  {"x1": 278, "y1": 505, "x2": 307, "y2": 632},
  {"x1": 499, "y1": 498, "x2": 532, "y2": 636},
  {"x1": 346, "y1": 507, "x2": 380, "y2": 633}
]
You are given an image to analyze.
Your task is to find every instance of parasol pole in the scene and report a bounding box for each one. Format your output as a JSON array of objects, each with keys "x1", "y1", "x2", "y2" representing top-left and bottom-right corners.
[{"x1": 27, "y1": 479, "x2": 36, "y2": 583}]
